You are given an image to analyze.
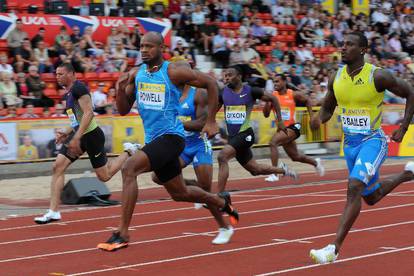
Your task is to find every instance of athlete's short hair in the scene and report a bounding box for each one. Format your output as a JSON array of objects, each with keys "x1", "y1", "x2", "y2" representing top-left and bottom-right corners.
[
  {"x1": 349, "y1": 31, "x2": 368, "y2": 48},
  {"x1": 58, "y1": 62, "x2": 75, "y2": 73},
  {"x1": 275, "y1": 74, "x2": 287, "y2": 81}
]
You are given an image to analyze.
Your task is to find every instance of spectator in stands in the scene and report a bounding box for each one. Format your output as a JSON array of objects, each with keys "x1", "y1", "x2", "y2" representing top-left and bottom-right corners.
[
  {"x1": 83, "y1": 26, "x2": 104, "y2": 56},
  {"x1": 79, "y1": 0, "x2": 90, "y2": 16},
  {"x1": 212, "y1": 29, "x2": 230, "y2": 68},
  {"x1": 92, "y1": 82, "x2": 108, "y2": 114},
  {"x1": 7, "y1": 19, "x2": 28, "y2": 56},
  {"x1": 110, "y1": 42, "x2": 128, "y2": 72},
  {"x1": 241, "y1": 40, "x2": 260, "y2": 63},
  {"x1": 299, "y1": 67, "x2": 313, "y2": 89},
  {"x1": 31, "y1": 27, "x2": 46, "y2": 49},
  {"x1": 104, "y1": 0, "x2": 118, "y2": 16},
  {"x1": 120, "y1": 25, "x2": 139, "y2": 58},
  {"x1": 130, "y1": 24, "x2": 142, "y2": 52},
  {"x1": 55, "y1": 26, "x2": 70, "y2": 52},
  {"x1": 15, "y1": 72, "x2": 32, "y2": 106},
  {"x1": 0, "y1": 54, "x2": 14, "y2": 81},
  {"x1": 50, "y1": 103, "x2": 66, "y2": 118},
  {"x1": 229, "y1": 42, "x2": 245, "y2": 66},
  {"x1": 230, "y1": 0, "x2": 242, "y2": 22},
  {"x1": 192, "y1": 4, "x2": 207, "y2": 41},
  {"x1": 26, "y1": 65, "x2": 53, "y2": 107},
  {"x1": 287, "y1": 65, "x2": 302, "y2": 87},
  {"x1": 107, "y1": 27, "x2": 122, "y2": 51},
  {"x1": 251, "y1": 18, "x2": 271, "y2": 45},
  {"x1": 296, "y1": 43, "x2": 314, "y2": 62},
  {"x1": 19, "y1": 104, "x2": 39, "y2": 118},
  {"x1": 239, "y1": 17, "x2": 251, "y2": 40},
  {"x1": 70, "y1": 26, "x2": 82, "y2": 46},
  {"x1": 387, "y1": 33, "x2": 409, "y2": 59},
  {"x1": 168, "y1": 0, "x2": 182, "y2": 28},
  {"x1": 14, "y1": 38, "x2": 34, "y2": 73},
  {"x1": 34, "y1": 40, "x2": 54, "y2": 73},
  {"x1": 200, "y1": 17, "x2": 218, "y2": 54},
  {"x1": 271, "y1": 42, "x2": 284, "y2": 60},
  {"x1": 18, "y1": 135, "x2": 39, "y2": 160},
  {"x1": 178, "y1": 4, "x2": 193, "y2": 42},
  {"x1": 266, "y1": 56, "x2": 284, "y2": 74},
  {"x1": 57, "y1": 41, "x2": 83, "y2": 72},
  {"x1": 0, "y1": 72, "x2": 22, "y2": 107}
]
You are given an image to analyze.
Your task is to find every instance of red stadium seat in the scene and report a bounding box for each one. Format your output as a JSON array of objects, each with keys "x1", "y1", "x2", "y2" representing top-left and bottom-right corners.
[
  {"x1": 84, "y1": 72, "x2": 98, "y2": 81},
  {"x1": 43, "y1": 89, "x2": 58, "y2": 97},
  {"x1": 98, "y1": 72, "x2": 112, "y2": 81},
  {"x1": 16, "y1": 108, "x2": 26, "y2": 116},
  {"x1": 112, "y1": 72, "x2": 121, "y2": 80},
  {"x1": 41, "y1": 73, "x2": 55, "y2": 82},
  {"x1": 33, "y1": 107, "x2": 44, "y2": 116},
  {"x1": 75, "y1": 72, "x2": 84, "y2": 80}
]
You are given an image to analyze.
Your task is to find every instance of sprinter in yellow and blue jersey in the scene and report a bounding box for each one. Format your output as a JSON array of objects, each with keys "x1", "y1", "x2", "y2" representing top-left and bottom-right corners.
[
  {"x1": 97, "y1": 32, "x2": 239, "y2": 252},
  {"x1": 309, "y1": 32, "x2": 414, "y2": 264}
]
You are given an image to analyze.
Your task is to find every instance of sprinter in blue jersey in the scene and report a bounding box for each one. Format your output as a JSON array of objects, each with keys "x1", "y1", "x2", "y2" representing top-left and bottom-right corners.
[
  {"x1": 97, "y1": 32, "x2": 239, "y2": 251},
  {"x1": 151, "y1": 61, "x2": 234, "y2": 245}
]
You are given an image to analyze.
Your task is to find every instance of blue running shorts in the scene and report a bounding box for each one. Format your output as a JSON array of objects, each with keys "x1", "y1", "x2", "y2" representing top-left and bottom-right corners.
[
  {"x1": 180, "y1": 138, "x2": 213, "y2": 168},
  {"x1": 344, "y1": 131, "x2": 388, "y2": 196}
]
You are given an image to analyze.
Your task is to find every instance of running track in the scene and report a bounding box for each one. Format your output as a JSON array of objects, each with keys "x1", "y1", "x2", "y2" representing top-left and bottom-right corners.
[{"x1": 0, "y1": 163, "x2": 413, "y2": 275}]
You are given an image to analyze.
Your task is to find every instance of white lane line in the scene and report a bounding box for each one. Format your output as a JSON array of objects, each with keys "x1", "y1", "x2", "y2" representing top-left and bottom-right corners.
[
  {"x1": 65, "y1": 220, "x2": 414, "y2": 276},
  {"x1": 0, "y1": 199, "x2": 347, "y2": 245},
  {"x1": 256, "y1": 245, "x2": 414, "y2": 275},
  {"x1": 1, "y1": 202, "x2": 413, "y2": 264},
  {"x1": 0, "y1": 185, "x2": 350, "y2": 232}
]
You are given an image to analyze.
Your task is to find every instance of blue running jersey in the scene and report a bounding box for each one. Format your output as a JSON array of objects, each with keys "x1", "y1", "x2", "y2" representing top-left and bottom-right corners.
[
  {"x1": 135, "y1": 61, "x2": 184, "y2": 143},
  {"x1": 177, "y1": 87, "x2": 212, "y2": 168},
  {"x1": 177, "y1": 87, "x2": 202, "y2": 144}
]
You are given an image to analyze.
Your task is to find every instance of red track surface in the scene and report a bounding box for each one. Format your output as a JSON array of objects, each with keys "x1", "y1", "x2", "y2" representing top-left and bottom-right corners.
[{"x1": 0, "y1": 164, "x2": 413, "y2": 275}]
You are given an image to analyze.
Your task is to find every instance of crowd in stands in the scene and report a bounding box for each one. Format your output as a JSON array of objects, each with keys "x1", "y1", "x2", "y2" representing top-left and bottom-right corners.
[{"x1": 0, "y1": 0, "x2": 413, "y2": 120}]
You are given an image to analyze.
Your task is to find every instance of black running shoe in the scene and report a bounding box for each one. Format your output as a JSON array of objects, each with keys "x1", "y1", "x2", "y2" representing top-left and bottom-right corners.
[{"x1": 218, "y1": 191, "x2": 239, "y2": 225}]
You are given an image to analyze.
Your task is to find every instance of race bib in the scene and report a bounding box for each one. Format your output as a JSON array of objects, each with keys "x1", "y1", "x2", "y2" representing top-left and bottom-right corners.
[
  {"x1": 281, "y1": 108, "x2": 291, "y2": 121},
  {"x1": 138, "y1": 82, "x2": 165, "y2": 110},
  {"x1": 67, "y1": 108, "x2": 79, "y2": 128},
  {"x1": 178, "y1": 116, "x2": 194, "y2": 136},
  {"x1": 341, "y1": 108, "x2": 371, "y2": 134},
  {"x1": 226, "y1": 105, "x2": 247, "y2": 125}
]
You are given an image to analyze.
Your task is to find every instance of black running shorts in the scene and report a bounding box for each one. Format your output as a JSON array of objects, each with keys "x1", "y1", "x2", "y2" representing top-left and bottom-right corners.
[
  {"x1": 141, "y1": 134, "x2": 185, "y2": 183},
  {"x1": 287, "y1": 123, "x2": 301, "y2": 140},
  {"x1": 60, "y1": 126, "x2": 107, "y2": 169},
  {"x1": 228, "y1": 127, "x2": 255, "y2": 165}
]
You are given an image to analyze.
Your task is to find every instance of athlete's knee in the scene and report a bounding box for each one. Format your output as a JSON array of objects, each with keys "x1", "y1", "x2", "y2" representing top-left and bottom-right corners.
[
  {"x1": 121, "y1": 161, "x2": 138, "y2": 179},
  {"x1": 96, "y1": 173, "x2": 111, "y2": 182},
  {"x1": 269, "y1": 138, "x2": 280, "y2": 148},
  {"x1": 52, "y1": 161, "x2": 66, "y2": 175},
  {"x1": 217, "y1": 152, "x2": 229, "y2": 164},
  {"x1": 347, "y1": 180, "x2": 365, "y2": 198},
  {"x1": 363, "y1": 195, "x2": 378, "y2": 206}
]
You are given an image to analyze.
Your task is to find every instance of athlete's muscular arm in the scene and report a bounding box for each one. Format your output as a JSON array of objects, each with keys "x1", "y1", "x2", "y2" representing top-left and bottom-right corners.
[
  {"x1": 310, "y1": 72, "x2": 337, "y2": 130},
  {"x1": 69, "y1": 94, "x2": 94, "y2": 156},
  {"x1": 260, "y1": 91, "x2": 287, "y2": 133},
  {"x1": 169, "y1": 65, "x2": 219, "y2": 138},
  {"x1": 116, "y1": 67, "x2": 138, "y2": 115},
  {"x1": 263, "y1": 101, "x2": 271, "y2": 118},
  {"x1": 294, "y1": 91, "x2": 314, "y2": 119},
  {"x1": 374, "y1": 69, "x2": 414, "y2": 142},
  {"x1": 183, "y1": 89, "x2": 208, "y2": 132}
]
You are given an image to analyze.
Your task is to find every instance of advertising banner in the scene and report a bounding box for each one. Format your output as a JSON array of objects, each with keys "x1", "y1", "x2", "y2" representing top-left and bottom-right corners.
[
  {"x1": 0, "y1": 122, "x2": 17, "y2": 160},
  {"x1": 0, "y1": 13, "x2": 172, "y2": 46},
  {"x1": 321, "y1": 0, "x2": 337, "y2": 15},
  {"x1": 352, "y1": 0, "x2": 370, "y2": 16}
]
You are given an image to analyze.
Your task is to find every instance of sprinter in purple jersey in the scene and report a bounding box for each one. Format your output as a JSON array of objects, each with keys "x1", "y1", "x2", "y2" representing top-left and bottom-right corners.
[{"x1": 216, "y1": 66, "x2": 297, "y2": 192}]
